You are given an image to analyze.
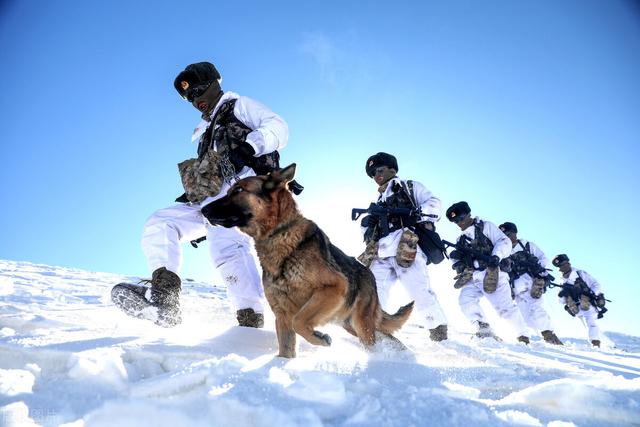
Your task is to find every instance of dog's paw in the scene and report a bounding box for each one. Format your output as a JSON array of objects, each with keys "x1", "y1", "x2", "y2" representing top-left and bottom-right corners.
[{"x1": 312, "y1": 331, "x2": 332, "y2": 346}]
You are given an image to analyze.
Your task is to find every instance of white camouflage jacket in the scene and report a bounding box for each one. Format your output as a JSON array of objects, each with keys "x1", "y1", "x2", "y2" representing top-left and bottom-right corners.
[
  {"x1": 191, "y1": 91, "x2": 289, "y2": 178},
  {"x1": 560, "y1": 268, "x2": 602, "y2": 296},
  {"x1": 456, "y1": 217, "x2": 511, "y2": 268}
]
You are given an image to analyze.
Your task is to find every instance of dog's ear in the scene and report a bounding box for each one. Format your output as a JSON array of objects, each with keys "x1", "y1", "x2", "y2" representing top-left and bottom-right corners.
[{"x1": 264, "y1": 163, "x2": 297, "y2": 192}]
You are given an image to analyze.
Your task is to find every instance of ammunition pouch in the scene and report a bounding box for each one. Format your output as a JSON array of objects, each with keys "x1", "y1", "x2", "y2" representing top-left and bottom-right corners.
[
  {"x1": 395, "y1": 229, "x2": 419, "y2": 268},
  {"x1": 177, "y1": 149, "x2": 224, "y2": 203}
]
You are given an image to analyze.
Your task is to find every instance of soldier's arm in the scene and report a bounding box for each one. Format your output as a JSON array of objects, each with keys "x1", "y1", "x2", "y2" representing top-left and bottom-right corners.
[
  {"x1": 485, "y1": 221, "x2": 511, "y2": 260},
  {"x1": 528, "y1": 241, "x2": 550, "y2": 269},
  {"x1": 411, "y1": 181, "x2": 441, "y2": 223},
  {"x1": 578, "y1": 270, "x2": 602, "y2": 295},
  {"x1": 234, "y1": 96, "x2": 289, "y2": 156}
]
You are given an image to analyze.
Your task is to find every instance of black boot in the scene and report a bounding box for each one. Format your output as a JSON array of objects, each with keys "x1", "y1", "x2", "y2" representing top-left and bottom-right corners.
[
  {"x1": 111, "y1": 267, "x2": 182, "y2": 327},
  {"x1": 541, "y1": 330, "x2": 563, "y2": 345},
  {"x1": 150, "y1": 267, "x2": 182, "y2": 327},
  {"x1": 591, "y1": 339, "x2": 601, "y2": 348},
  {"x1": 475, "y1": 321, "x2": 494, "y2": 338},
  {"x1": 236, "y1": 308, "x2": 264, "y2": 328},
  {"x1": 517, "y1": 335, "x2": 530, "y2": 345},
  {"x1": 429, "y1": 324, "x2": 448, "y2": 342}
]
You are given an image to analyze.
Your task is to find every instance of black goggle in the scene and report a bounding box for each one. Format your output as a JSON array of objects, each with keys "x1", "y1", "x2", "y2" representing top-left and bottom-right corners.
[
  {"x1": 451, "y1": 213, "x2": 468, "y2": 224},
  {"x1": 182, "y1": 82, "x2": 211, "y2": 102}
]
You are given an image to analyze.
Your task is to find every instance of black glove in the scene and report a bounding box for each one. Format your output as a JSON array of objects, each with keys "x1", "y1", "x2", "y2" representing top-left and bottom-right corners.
[
  {"x1": 361, "y1": 215, "x2": 378, "y2": 228},
  {"x1": 595, "y1": 293, "x2": 606, "y2": 308},
  {"x1": 499, "y1": 258, "x2": 512, "y2": 273},
  {"x1": 487, "y1": 255, "x2": 500, "y2": 269},
  {"x1": 228, "y1": 141, "x2": 256, "y2": 170},
  {"x1": 400, "y1": 210, "x2": 420, "y2": 227}
]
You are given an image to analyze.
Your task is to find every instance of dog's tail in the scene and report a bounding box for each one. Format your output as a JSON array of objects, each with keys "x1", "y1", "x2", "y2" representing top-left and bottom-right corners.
[{"x1": 378, "y1": 301, "x2": 414, "y2": 334}]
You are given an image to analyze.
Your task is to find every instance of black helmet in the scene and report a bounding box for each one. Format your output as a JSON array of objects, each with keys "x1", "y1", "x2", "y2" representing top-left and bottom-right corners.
[
  {"x1": 365, "y1": 152, "x2": 398, "y2": 177},
  {"x1": 174, "y1": 62, "x2": 221, "y2": 99}
]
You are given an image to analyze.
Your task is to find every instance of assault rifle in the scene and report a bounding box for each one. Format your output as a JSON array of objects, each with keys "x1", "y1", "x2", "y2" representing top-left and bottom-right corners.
[
  {"x1": 351, "y1": 203, "x2": 419, "y2": 239},
  {"x1": 547, "y1": 280, "x2": 610, "y2": 319},
  {"x1": 442, "y1": 239, "x2": 496, "y2": 267},
  {"x1": 510, "y1": 256, "x2": 555, "y2": 281}
]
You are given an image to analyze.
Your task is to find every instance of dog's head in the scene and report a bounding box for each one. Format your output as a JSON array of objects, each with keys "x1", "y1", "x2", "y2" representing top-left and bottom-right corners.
[{"x1": 201, "y1": 163, "x2": 298, "y2": 238}]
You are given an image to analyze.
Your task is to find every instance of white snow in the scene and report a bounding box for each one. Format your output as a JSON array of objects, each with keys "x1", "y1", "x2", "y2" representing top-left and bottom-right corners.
[{"x1": 0, "y1": 259, "x2": 638, "y2": 426}]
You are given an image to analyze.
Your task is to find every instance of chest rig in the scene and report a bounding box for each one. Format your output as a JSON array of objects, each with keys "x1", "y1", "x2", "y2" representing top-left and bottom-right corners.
[
  {"x1": 198, "y1": 99, "x2": 281, "y2": 182},
  {"x1": 509, "y1": 241, "x2": 539, "y2": 278},
  {"x1": 458, "y1": 220, "x2": 494, "y2": 270},
  {"x1": 378, "y1": 181, "x2": 415, "y2": 233}
]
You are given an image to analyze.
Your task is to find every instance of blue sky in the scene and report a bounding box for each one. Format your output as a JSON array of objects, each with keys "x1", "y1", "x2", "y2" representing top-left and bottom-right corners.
[{"x1": 1, "y1": 0, "x2": 639, "y2": 335}]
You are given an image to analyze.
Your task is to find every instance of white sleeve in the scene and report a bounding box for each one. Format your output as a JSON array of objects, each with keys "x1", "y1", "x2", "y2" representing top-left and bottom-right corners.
[
  {"x1": 528, "y1": 241, "x2": 549, "y2": 268},
  {"x1": 484, "y1": 221, "x2": 511, "y2": 260},
  {"x1": 579, "y1": 270, "x2": 602, "y2": 295},
  {"x1": 233, "y1": 96, "x2": 289, "y2": 156},
  {"x1": 411, "y1": 181, "x2": 441, "y2": 222}
]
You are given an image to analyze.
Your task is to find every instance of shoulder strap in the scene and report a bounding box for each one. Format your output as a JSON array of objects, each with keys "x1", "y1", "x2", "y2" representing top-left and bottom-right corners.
[{"x1": 399, "y1": 180, "x2": 418, "y2": 209}]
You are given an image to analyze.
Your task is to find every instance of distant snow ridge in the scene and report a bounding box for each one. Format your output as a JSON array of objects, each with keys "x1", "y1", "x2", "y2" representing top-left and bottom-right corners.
[{"x1": 0, "y1": 259, "x2": 639, "y2": 427}]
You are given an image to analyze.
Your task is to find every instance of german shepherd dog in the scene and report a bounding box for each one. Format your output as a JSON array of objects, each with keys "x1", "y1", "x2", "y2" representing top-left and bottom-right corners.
[{"x1": 201, "y1": 164, "x2": 414, "y2": 358}]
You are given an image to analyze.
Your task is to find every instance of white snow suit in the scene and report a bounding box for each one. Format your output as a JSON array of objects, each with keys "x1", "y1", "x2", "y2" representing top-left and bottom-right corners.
[
  {"x1": 365, "y1": 177, "x2": 447, "y2": 329},
  {"x1": 558, "y1": 268, "x2": 602, "y2": 341},
  {"x1": 510, "y1": 239, "x2": 555, "y2": 332},
  {"x1": 456, "y1": 218, "x2": 528, "y2": 337},
  {"x1": 142, "y1": 92, "x2": 289, "y2": 313}
]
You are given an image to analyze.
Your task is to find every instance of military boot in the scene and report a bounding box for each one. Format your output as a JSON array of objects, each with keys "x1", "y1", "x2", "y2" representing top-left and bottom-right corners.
[
  {"x1": 541, "y1": 330, "x2": 563, "y2": 345},
  {"x1": 591, "y1": 339, "x2": 601, "y2": 348},
  {"x1": 236, "y1": 308, "x2": 264, "y2": 328},
  {"x1": 530, "y1": 277, "x2": 546, "y2": 299},
  {"x1": 150, "y1": 267, "x2": 182, "y2": 327},
  {"x1": 483, "y1": 267, "x2": 499, "y2": 293},
  {"x1": 454, "y1": 267, "x2": 474, "y2": 289},
  {"x1": 475, "y1": 321, "x2": 500, "y2": 341},
  {"x1": 517, "y1": 335, "x2": 530, "y2": 345},
  {"x1": 429, "y1": 324, "x2": 448, "y2": 342},
  {"x1": 564, "y1": 297, "x2": 579, "y2": 316}
]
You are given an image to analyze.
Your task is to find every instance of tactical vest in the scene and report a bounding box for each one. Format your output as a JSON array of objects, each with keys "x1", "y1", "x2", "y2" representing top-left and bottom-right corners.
[
  {"x1": 509, "y1": 241, "x2": 540, "y2": 279},
  {"x1": 198, "y1": 99, "x2": 280, "y2": 180},
  {"x1": 378, "y1": 181, "x2": 415, "y2": 232},
  {"x1": 459, "y1": 220, "x2": 494, "y2": 269}
]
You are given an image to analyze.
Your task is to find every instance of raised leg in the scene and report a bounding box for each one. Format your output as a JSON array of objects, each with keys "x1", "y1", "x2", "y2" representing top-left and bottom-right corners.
[{"x1": 292, "y1": 284, "x2": 345, "y2": 347}]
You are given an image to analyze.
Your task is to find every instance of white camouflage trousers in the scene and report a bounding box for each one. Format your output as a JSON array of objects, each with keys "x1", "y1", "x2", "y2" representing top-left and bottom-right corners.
[
  {"x1": 369, "y1": 250, "x2": 447, "y2": 329},
  {"x1": 459, "y1": 269, "x2": 528, "y2": 337},
  {"x1": 141, "y1": 195, "x2": 264, "y2": 313},
  {"x1": 513, "y1": 274, "x2": 553, "y2": 332}
]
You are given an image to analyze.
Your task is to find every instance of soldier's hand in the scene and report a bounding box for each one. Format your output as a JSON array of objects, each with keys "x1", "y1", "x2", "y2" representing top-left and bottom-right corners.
[
  {"x1": 487, "y1": 255, "x2": 500, "y2": 269},
  {"x1": 424, "y1": 221, "x2": 434, "y2": 231},
  {"x1": 361, "y1": 215, "x2": 378, "y2": 228},
  {"x1": 595, "y1": 293, "x2": 606, "y2": 308}
]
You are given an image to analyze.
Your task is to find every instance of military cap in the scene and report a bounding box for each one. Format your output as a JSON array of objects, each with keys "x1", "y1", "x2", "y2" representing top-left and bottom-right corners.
[
  {"x1": 552, "y1": 254, "x2": 570, "y2": 267},
  {"x1": 499, "y1": 222, "x2": 518, "y2": 234},
  {"x1": 366, "y1": 152, "x2": 398, "y2": 177},
  {"x1": 446, "y1": 201, "x2": 471, "y2": 222}
]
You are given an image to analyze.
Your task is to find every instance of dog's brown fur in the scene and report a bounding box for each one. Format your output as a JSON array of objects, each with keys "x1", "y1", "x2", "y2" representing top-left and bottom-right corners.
[{"x1": 202, "y1": 164, "x2": 413, "y2": 358}]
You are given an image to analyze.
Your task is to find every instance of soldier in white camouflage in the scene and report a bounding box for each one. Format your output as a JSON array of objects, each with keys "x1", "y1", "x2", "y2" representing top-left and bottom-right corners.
[
  {"x1": 112, "y1": 61, "x2": 291, "y2": 328},
  {"x1": 552, "y1": 254, "x2": 607, "y2": 348},
  {"x1": 446, "y1": 202, "x2": 530, "y2": 344},
  {"x1": 499, "y1": 222, "x2": 562, "y2": 345},
  {"x1": 359, "y1": 152, "x2": 448, "y2": 342}
]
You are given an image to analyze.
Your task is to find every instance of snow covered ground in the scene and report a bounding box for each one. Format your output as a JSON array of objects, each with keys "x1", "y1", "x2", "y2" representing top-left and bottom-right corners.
[{"x1": 0, "y1": 259, "x2": 639, "y2": 427}]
